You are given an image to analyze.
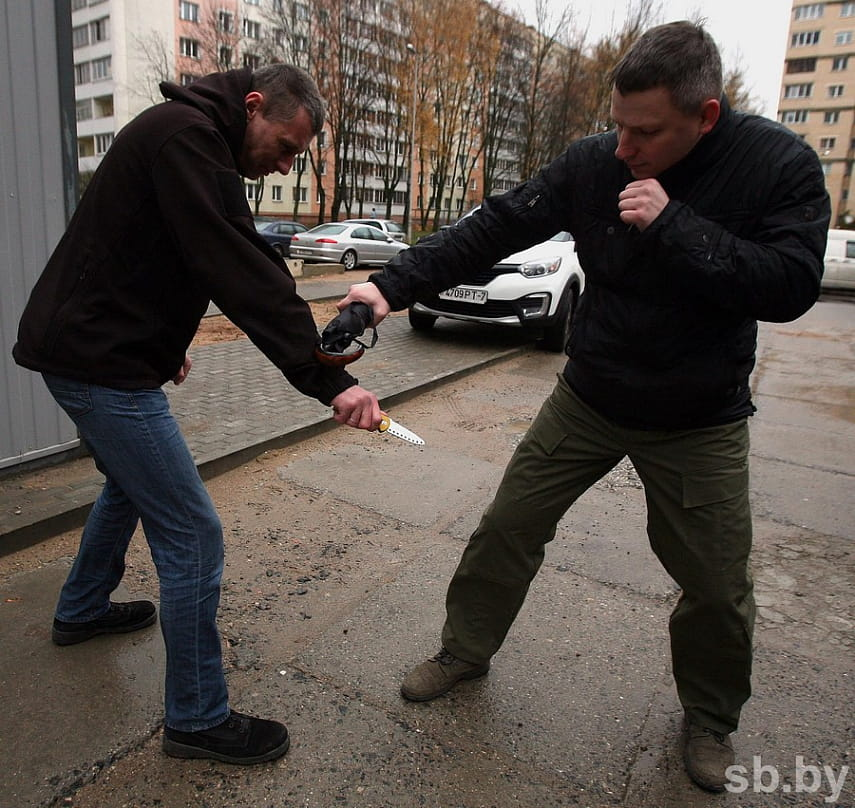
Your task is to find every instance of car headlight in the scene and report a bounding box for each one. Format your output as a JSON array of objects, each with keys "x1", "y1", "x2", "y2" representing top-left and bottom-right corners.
[{"x1": 518, "y1": 256, "x2": 562, "y2": 277}]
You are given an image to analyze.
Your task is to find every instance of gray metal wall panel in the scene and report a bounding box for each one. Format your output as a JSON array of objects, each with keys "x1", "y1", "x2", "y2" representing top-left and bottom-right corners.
[{"x1": 0, "y1": 0, "x2": 79, "y2": 469}]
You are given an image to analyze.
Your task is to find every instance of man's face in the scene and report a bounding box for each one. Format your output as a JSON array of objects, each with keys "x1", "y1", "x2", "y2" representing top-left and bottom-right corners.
[
  {"x1": 610, "y1": 86, "x2": 716, "y2": 179},
  {"x1": 239, "y1": 94, "x2": 314, "y2": 180}
]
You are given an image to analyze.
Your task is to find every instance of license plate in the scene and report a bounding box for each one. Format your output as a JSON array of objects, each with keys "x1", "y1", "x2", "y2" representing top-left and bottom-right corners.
[{"x1": 438, "y1": 286, "x2": 487, "y2": 304}]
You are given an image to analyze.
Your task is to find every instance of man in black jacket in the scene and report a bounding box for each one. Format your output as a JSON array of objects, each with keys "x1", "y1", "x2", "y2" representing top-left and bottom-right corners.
[
  {"x1": 14, "y1": 64, "x2": 382, "y2": 764},
  {"x1": 337, "y1": 22, "x2": 829, "y2": 791}
]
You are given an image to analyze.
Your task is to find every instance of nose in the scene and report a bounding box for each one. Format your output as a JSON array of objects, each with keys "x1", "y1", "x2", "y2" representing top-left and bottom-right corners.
[
  {"x1": 277, "y1": 155, "x2": 294, "y2": 175},
  {"x1": 614, "y1": 129, "x2": 635, "y2": 161}
]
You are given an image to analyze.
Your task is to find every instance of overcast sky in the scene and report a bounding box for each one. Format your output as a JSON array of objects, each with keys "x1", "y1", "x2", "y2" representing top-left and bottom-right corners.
[{"x1": 512, "y1": 0, "x2": 793, "y2": 118}]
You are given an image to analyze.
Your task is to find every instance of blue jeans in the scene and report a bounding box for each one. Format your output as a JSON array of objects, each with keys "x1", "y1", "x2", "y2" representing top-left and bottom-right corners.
[{"x1": 42, "y1": 373, "x2": 229, "y2": 732}]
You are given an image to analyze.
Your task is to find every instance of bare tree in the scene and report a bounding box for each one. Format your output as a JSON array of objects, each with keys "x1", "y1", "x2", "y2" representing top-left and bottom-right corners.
[
  {"x1": 516, "y1": 0, "x2": 573, "y2": 179},
  {"x1": 132, "y1": 30, "x2": 175, "y2": 106},
  {"x1": 724, "y1": 63, "x2": 765, "y2": 116},
  {"x1": 473, "y1": 7, "x2": 525, "y2": 198}
]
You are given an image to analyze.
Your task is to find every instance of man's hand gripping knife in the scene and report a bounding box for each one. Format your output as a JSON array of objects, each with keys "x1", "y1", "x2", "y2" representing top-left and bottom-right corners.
[{"x1": 320, "y1": 290, "x2": 424, "y2": 445}]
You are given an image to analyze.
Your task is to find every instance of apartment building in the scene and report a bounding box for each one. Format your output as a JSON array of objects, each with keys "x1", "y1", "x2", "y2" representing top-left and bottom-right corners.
[
  {"x1": 782, "y1": 0, "x2": 855, "y2": 225},
  {"x1": 70, "y1": 0, "x2": 316, "y2": 220},
  {"x1": 69, "y1": 0, "x2": 529, "y2": 230}
]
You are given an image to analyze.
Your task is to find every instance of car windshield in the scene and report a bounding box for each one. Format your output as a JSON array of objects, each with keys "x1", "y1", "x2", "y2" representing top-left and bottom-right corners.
[
  {"x1": 549, "y1": 232, "x2": 573, "y2": 242},
  {"x1": 308, "y1": 224, "x2": 347, "y2": 235},
  {"x1": 385, "y1": 222, "x2": 406, "y2": 235}
]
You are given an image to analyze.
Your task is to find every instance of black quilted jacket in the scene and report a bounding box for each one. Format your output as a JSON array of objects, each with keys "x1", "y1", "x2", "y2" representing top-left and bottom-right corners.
[{"x1": 369, "y1": 98, "x2": 830, "y2": 429}]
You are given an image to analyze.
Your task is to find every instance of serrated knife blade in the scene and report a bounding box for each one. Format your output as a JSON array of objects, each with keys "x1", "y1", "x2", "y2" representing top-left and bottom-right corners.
[{"x1": 378, "y1": 413, "x2": 425, "y2": 445}]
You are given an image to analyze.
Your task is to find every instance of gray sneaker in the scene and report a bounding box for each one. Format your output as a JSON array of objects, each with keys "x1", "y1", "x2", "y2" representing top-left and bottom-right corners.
[
  {"x1": 683, "y1": 721, "x2": 735, "y2": 792},
  {"x1": 401, "y1": 647, "x2": 490, "y2": 702}
]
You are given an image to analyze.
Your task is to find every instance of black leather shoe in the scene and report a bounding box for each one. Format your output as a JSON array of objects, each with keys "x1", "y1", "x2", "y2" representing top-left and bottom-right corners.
[
  {"x1": 163, "y1": 711, "x2": 290, "y2": 764},
  {"x1": 52, "y1": 600, "x2": 157, "y2": 646}
]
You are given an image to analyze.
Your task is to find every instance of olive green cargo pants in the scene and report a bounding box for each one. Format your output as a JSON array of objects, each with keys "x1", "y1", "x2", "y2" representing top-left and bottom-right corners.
[{"x1": 441, "y1": 375, "x2": 754, "y2": 734}]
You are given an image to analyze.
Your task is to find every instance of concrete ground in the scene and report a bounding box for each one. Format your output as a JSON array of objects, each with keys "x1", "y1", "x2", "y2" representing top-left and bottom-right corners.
[{"x1": 0, "y1": 292, "x2": 852, "y2": 808}]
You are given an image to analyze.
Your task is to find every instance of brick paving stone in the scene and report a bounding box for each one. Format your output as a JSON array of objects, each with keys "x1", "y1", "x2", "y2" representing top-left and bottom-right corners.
[{"x1": 0, "y1": 287, "x2": 531, "y2": 552}]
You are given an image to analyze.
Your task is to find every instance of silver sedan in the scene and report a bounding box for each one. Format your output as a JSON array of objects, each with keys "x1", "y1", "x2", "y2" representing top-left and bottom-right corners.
[{"x1": 289, "y1": 223, "x2": 409, "y2": 270}]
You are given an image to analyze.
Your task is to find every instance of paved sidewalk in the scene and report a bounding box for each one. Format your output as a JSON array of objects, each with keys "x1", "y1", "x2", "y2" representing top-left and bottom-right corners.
[
  {"x1": 0, "y1": 298, "x2": 852, "y2": 808},
  {"x1": 0, "y1": 270, "x2": 530, "y2": 554}
]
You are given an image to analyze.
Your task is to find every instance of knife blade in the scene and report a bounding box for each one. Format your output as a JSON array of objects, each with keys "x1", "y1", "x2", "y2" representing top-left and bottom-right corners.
[{"x1": 378, "y1": 413, "x2": 425, "y2": 445}]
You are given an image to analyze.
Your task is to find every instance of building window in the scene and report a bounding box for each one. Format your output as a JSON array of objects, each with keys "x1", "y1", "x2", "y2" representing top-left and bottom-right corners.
[
  {"x1": 825, "y1": 110, "x2": 840, "y2": 123},
  {"x1": 295, "y1": 155, "x2": 307, "y2": 172},
  {"x1": 179, "y1": 1, "x2": 199, "y2": 22},
  {"x1": 791, "y1": 30, "x2": 821, "y2": 46},
  {"x1": 294, "y1": 34, "x2": 308, "y2": 52},
  {"x1": 787, "y1": 57, "x2": 817, "y2": 72},
  {"x1": 293, "y1": 187, "x2": 308, "y2": 203},
  {"x1": 245, "y1": 0, "x2": 260, "y2": 5},
  {"x1": 76, "y1": 99, "x2": 92, "y2": 121},
  {"x1": 295, "y1": 2, "x2": 310, "y2": 19},
  {"x1": 95, "y1": 133, "x2": 114, "y2": 155},
  {"x1": 91, "y1": 56, "x2": 111, "y2": 80},
  {"x1": 93, "y1": 95, "x2": 113, "y2": 117},
  {"x1": 72, "y1": 0, "x2": 87, "y2": 9},
  {"x1": 180, "y1": 37, "x2": 200, "y2": 58},
  {"x1": 843, "y1": 1, "x2": 855, "y2": 15},
  {"x1": 243, "y1": 53, "x2": 261, "y2": 69},
  {"x1": 833, "y1": 56, "x2": 849, "y2": 70},
  {"x1": 820, "y1": 136, "x2": 836, "y2": 151},
  {"x1": 784, "y1": 83, "x2": 813, "y2": 98},
  {"x1": 245, "y1": 182, "x2": 261, "y2": 201},
  {"x1": 782, "y1": 109, "x2": 809, "y2": 123},
  {"x1": 794, "y1": 3, "x2": 824, "y2": 19},
  {"x1": 90, "y1": 17, "x2": 109, "y2": 42},
  {"x1": 72, "y1": 24, "x2": 89, "y2": 48},
  {"x1": 74, "y1": 62, "x2": 91, "y2": 85},
  {"x1": 829, "y1": 84, "x2": 845, "y2": 97},
  {"x1": 271, "y1": 185, "x2": 283, "y2": 202},
  {"x1": 218, "y1": 11, "x2": 234, "y2": 32},
  {"x1": 180, "y1": 73, "x2": 199, "y2": 86},
  {"x1": 243, "y1": 19, "x2": 261, "y2": 38},
  {"x1": 219, "y1": 46, "x2": 233, "y2": 67},
  {"x1": 835, "y1": 31, "x2": 853, "y2": 45}
]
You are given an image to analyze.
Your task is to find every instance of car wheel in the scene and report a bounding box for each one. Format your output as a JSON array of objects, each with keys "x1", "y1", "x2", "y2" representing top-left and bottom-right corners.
[
  {"x1": 540, "y1": 286, "x2": 576, "y2": 352},
  {"x1": 408, "y1": 308, "x2": 437, "y2": 331},
  {"x1": 342, "y1": 250, "x2": 357, "y2": 271}
]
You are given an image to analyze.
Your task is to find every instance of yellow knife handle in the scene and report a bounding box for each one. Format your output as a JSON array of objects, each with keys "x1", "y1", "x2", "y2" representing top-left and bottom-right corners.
[{"x1": 378, "y1": 413, "x2": 390, "y2": 433}]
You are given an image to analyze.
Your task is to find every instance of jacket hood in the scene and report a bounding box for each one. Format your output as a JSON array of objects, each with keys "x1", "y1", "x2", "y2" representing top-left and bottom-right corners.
[{"x1": 159, "y1": 68, "x2": 253, "y2": 162}]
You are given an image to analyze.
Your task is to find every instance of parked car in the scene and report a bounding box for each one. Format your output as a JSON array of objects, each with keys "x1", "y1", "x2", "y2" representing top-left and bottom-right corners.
[
  {"x1": 255, "y1": 219, "x2": 308, "y2": 257},
  {"x1": 822, "y1": 228, "x2": 855, "y2": 291},
  {"x1": 289, "y1": 223, "x2": 409, "y2": 270},
  {"x1": 408, "y1": 231, "x2": 585, "y2": 352},
  {"x1": 342, "y1": 218, "x2": 407, "y2": 241}
]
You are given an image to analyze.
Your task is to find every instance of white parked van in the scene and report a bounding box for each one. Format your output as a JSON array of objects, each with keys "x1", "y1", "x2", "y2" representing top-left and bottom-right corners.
[{"x1": 822, "y1": 229, "x2": 855, "y2": 290}]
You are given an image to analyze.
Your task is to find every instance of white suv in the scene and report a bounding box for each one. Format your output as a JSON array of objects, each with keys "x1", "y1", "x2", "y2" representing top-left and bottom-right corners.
[{"x1": 408, "y1": 232, "x2": 585, "y2": 352}]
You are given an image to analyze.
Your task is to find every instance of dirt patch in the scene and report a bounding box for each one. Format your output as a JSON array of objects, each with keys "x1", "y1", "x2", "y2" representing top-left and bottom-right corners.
[{"x1": 192, "y1": 300, "x2": 342, "y2": 348}]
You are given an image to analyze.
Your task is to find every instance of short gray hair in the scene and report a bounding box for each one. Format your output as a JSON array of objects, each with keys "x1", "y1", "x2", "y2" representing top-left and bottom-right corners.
[
  {"x1": 250, "y1": 64, "x2": 326, "y2": 134},
  {"x1": 611, "y1": 21, "x2": 723, "y2": 115}
]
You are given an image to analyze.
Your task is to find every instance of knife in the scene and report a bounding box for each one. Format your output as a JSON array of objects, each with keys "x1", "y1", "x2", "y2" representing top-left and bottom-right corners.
[{"x1": 378, "y1": 413, "x2": 425, "y2": 445}]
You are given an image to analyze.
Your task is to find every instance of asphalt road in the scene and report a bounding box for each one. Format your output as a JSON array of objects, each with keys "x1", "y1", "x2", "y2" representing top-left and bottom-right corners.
[{"x1": 0, "y1": 298, "x2": 852, "y2": 808}]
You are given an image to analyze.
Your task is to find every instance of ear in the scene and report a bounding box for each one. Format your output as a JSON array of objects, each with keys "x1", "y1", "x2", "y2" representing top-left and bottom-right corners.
[
  {"x1": 244, "y1": 91, "x2": 264, "y2": 120},
  {"x1": 698, "y1": 98, "x2": 720, "y2": 135}
]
